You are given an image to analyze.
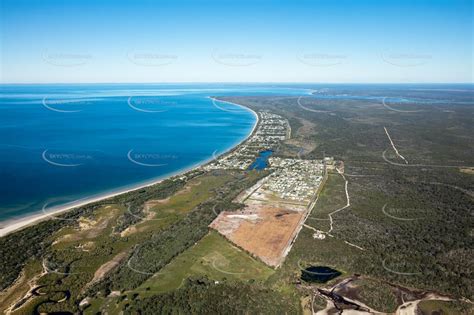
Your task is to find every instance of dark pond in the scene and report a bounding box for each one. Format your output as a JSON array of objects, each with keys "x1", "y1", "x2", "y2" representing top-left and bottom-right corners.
[
  {"x1": 248, "y1": 150, "x2": 273, "y2": 170},
  {"x1": 301, "y1": 266, "x2": 341, "y2": 283}
]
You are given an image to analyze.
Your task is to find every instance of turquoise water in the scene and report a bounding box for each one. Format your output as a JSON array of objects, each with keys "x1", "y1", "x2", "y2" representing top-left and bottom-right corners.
[{"x1": 0, "y1": 84, "x2": 310, "y2": 221}]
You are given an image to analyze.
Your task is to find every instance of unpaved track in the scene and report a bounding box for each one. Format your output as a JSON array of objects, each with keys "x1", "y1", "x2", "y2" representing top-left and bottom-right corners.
[
  {"x1": 382, "y1": 97, "x2": 424, "y2": 113},
  {"x1": 303, "y1": 168, "x2": 364, "y2": 250},
  {"x1": 327, "y1": 168, "x2": 350, "y2": 235},
  {"x1": 382, "y1": 149, "x2": 473, "y2": 169},
  {"x1": 384, "y1": 127, "x2": 408, "y2": 164}
]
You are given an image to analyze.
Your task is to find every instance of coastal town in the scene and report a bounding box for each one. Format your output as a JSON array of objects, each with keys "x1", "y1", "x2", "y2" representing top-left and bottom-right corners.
[
  {"x1": 207, "y1": 109, "x2": 330, "y2": 267},
  {"x1": 204, "y1": 110, "x2": 330, "y2": 208},
  {"x1": 204, "y1": 111, "x2": 290, "y2": 170},
  {"x1": 264, "y1": 157, "x2": 327, "y2": 204}
]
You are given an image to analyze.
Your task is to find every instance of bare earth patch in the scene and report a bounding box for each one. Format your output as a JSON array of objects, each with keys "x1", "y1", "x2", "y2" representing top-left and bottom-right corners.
[
  {"x1": 210, "y1": 204, "x2": 305, "y2": 267},
  {"x1": 84, "y1": 251, "x2": 129, "y2": 290},
  {"x1": 56, "y1": 209, "x2": 118, "y2": 243},
  {"x1": 460, "y1": 167, "x2": 474, "y2": 175}
]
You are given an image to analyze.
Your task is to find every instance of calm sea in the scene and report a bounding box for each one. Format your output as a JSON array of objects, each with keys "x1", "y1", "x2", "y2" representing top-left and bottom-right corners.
[
  {"x1": 2, "y1": 83, "x2": 471, "y2": 222},
  {"x1": 0, "y1": 84, "x2": 310, "y2": 222}
]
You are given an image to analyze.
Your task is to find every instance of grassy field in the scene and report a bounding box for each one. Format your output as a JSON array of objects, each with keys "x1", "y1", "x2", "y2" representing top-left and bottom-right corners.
[
  {"x1": 136, "y1": 231, "x2": 274, "y2": 294},
  {"x1": 121, "y1": 173, "x2": 233, "y2": 235},
  {"x1": 86, "y1": 231, "x2": 274, "y2": 313}
]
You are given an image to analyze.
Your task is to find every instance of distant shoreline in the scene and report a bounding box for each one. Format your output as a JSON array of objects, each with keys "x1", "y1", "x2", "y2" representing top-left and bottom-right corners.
[{"x1": 0, "y1": 98, "x2": 259, "y2": 238}]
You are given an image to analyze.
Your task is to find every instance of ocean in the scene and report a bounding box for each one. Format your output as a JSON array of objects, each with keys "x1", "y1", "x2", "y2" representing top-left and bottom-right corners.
[
  {"x1": 0, "y1": 84, "x2": 310, "y2": 222},
  {"x1": 2, "y1": 83, "x2": 472, "y2": 223}
]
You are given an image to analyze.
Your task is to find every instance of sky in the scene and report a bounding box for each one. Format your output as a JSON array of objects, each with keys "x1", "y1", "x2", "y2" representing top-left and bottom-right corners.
[{"x1": 0, "y1": 0, "x2": 472, "y2": 83}]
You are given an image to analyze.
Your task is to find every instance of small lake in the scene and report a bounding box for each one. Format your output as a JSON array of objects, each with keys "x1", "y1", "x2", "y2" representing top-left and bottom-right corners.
[
  {"x1": 248, "y1": 150, "x2": 273, "y2": 170},
  {"x1": 301, "y1": 266, "x2": 341, "y2": 283}
]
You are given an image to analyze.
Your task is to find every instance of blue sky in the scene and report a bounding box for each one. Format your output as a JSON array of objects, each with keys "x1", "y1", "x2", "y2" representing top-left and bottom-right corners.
[{"x1": 1, "y1": 0, "x2": 472, "y2": 83}]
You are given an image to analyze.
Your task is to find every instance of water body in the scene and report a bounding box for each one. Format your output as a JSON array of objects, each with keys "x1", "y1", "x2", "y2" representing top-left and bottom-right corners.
[
  {"x1": 0, "y1": 84, "x2": 309, "y2": 222},
  {"x1": 307, "y1": 83, "x2": 474, "y2": 104},
  {"x1": 248, "y1": 150, "x2": 273, "y2": 170},
  {"x1": 301, "y1": 266, "x2": 341, "y2": 283}
]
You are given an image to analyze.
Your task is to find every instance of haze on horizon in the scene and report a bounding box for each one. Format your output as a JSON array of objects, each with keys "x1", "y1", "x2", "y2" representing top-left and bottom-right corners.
[{"x1": 1, "y1": 0, "x2": 472, "y2": 84}]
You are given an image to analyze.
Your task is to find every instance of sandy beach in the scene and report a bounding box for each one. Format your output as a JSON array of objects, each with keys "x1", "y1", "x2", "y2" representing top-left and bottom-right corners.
[{"x1": 0, "y1": 99, "x2": 259, "y2": 238}]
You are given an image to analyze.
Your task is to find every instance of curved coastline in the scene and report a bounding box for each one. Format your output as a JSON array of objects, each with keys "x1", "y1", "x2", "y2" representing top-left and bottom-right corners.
[{"x1": 0, "y1": 98, "x2": 259, "y2": 238}]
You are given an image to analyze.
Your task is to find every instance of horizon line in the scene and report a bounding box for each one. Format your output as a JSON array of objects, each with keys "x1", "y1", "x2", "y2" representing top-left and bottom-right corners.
[{"x1": 1, "y1": 82, "x2": 473, "y2": 85}]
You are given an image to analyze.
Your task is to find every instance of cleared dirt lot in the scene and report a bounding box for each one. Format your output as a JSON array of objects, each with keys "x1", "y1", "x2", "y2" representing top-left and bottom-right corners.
[{"x1": 210, "y1": 204, "x2": 305, "y2": 267}]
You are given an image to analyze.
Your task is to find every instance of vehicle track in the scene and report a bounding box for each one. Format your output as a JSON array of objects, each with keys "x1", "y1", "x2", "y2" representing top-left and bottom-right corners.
[{"x1": 384, "y1": 127, "x2": 408, "y2": 164}]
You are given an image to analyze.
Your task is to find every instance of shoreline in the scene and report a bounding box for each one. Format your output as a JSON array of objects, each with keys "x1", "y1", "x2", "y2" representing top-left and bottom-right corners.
[{"x1": 0, "y1": 98, "x2": 259, "y2": 238}]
